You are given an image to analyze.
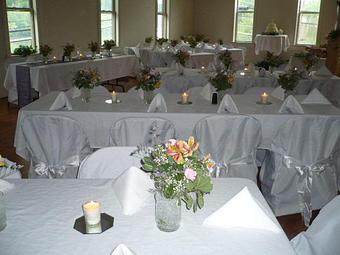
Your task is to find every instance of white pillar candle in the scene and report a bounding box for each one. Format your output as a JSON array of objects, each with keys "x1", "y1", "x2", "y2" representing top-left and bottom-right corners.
[
  {"x1": 181, "y1": 92, "x2": 189, "y2": 104},
  {"x1": 260, "y1": 92, "x2": 269, "y2": 104},
  {"x1": 82, "y1": 201, "x2": 101, "y2": 225},
  {"x1": 111, "y1": 91, "x2": 117, "y2": 103}
]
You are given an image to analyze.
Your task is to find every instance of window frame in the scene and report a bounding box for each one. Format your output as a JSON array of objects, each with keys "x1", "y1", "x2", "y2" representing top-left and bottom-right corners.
[
  {"x1": 233, "y1": 0, "x2": 256, "y2": 43},
  {"x1": 155, "y1": 0, "x2": 169, "y2": 39},
  {"x1": 295, "y1": 0, "x2": 321, "y2": 46},
  {"x1": 6, "y1": 0, "x2": 38, "y2": 54},
  {"x1": 100, "y1": 0, "x2": 118, "y2": 45}
]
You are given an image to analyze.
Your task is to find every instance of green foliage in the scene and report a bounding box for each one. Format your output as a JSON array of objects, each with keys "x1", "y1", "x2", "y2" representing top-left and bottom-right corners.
[
  {"x1": 145, "y1": 36, "x2": 153, "y2": 43},
  {"x1": 63, "y1": 43, "x2": 75, "y2": 57},
  {"x1": 88, "y1": 41, "x2": 99, "y2": 53},
  {"x1": 73, "y1": 68, "x2": 101, "y2": 89},
  {"x1": 170, "y1": 39, "x2": 178, "y2": 47},
  {"x1": 175, "y1": 50, "x2": 190, "y2": 67},
  {"x1": 135, "y1": 68, "x2": 161, "y2": 91},
  {"x1": 218, "y1": 50, "x2": 233, "y2": 69},
  {"x1": 156, "y1": 38, "x2": 168, "y2": 46},
  {"x1": 103, "y1": 40, "x2": 116, "y2": 50},
  {"x1": 255, "y1": 53, "x2": 286, "y2": 70},
  {"x1": 39, "y1": 44, "x2": 52, "y2": 57},
  {"x1": 278, "y1": 68, "x2": 303, "y2": 92},
  {"x1": 209, "y1": 70, "x2": 235, "y2": 91},
  {"x1": 13, "y1": 45, "x2": 36, "y2": 57},
  {"x1": 294, "y1": 51, "x2": 319, "y2": 70},
  {"x1": 327, "y1": 29, "x2": 340, "y2": 41}
]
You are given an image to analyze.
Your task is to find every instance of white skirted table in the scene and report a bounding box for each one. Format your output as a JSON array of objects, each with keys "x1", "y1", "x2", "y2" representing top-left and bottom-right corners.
[
  {"x1": 0, "y1": 178, "x2": 295, "y2": 255},
  {"x1": 254, "y1": 34, "x2": 290, "y2": 55}
]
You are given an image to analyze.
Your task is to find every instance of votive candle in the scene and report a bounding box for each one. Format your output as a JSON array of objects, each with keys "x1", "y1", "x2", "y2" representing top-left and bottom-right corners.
[
  {"x1": 82, "y1": 201, "x2": 101, "y2": 225},
  {"x1": 260, "y1": 92, "x2": 269, "y2": 104},
  {"x1": 181, "y1": 92, "x2": 189, "y2": 104},
  {"x1": 111, "y1": 91, "x2": 117, "y2": 103}
]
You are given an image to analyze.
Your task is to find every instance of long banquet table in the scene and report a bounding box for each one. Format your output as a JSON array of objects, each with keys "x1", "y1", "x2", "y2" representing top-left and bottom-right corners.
[
  {"x1": 14, "y1": 91, "x2": 340, "y2": 160},
  {"x1": 0, "y1": 178, "x2": 295, "y2": 255},
  {"x1": 4, "y1": 55, "x2": 139, "y2": 105}
]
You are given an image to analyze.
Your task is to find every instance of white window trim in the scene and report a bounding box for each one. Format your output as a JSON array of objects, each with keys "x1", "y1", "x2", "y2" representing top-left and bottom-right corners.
[
  {"x1": 295, "y1": 0, "x2": 321, "y2": 46},
  {"x1": 233, "y1": 0, "x2": 255, "y2": 43},
  {"x1": 100, "y1": 0, "x2": 119, "y2": 45},
  {"x1": 156, "y1": 0, "x2": 169, "y2": 39}
]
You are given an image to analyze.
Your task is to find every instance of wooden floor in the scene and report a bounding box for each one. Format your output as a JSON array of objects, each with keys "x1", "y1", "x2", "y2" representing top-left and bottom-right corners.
[{"x1": 0, "y1": 90, "x2": 315, "y2": 240}]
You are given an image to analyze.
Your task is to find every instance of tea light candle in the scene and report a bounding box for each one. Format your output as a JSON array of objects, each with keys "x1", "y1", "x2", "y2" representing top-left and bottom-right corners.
[
  {"x1": 181, "y1": 92, "x2": 189, "y2": 104},
  {"x1": 79, "y1": 53, "x2": 83, "y2": 58},
  {"x1": 201, "y1": 66, "x2": 205, "y2": 72},
  {"x1": 53, "y1": 56, "x2": 57, "y2": 61},
  {"x1": 240, "y1": 71, "x2": 245, "y2": 76},
  {"x1": 244, "y1": 67, "x2": 248, "y2": 72},
  {"x1": 82, "y1": 201, "x2": 101, "y2": 225},
  {"x1": 260, "y1": 92, "x2": 269, "y2": 104},
  {"x1": 111, "y1": 91, "x2": 117, "y2": 103}
]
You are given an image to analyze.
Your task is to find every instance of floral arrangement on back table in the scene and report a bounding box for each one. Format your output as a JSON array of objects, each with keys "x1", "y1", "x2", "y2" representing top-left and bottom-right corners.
[
  {"x1": 73, "y1": 68, "x2": 101, "y2": 89},
  {"x1": 103, "y1": 40, "x2": 116, "y2": 50},
  {"x1": 218, "y1": 50, "x2": 233, "y2": 70},
  {"x1": 175, "y1": 49, "x2": 190, "y2": 67},
  {"x1": 135, "y1": 67, "x2": 161, "y2": 91},
  {"x1": 209, "y1": 69, "x2": 235, "y2": 91},
  {"x1": 13, "y1": 45, "x2": 37, "y2": 57},
  {"x1": 278, "y1": 67, "x2": 303, "y2": 92},
  {"x1": 142, "y1": 136, "x2": 214, "y2": 212},
  {"x1": 39, "y1": 44, "x2": 53, "y2": 57},
  {"x1": 294, "y1": 51, "x2": 319, "y2": 71}
]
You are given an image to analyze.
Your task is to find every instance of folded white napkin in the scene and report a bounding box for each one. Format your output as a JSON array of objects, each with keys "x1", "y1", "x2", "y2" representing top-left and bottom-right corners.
[
  {"x1": 49, "y1": 92, "x2": 72, "y2": 111},
  {"x1": 111, "y1": 244, "x2": 136, "y2": 255},
  {"x1": 147, "y1": 93, "x2": 167, "y2": 113},
  {"x1": 279, "y1": 95, "x2": 304, "y2": 114},
  {"x1": 217, "y1": 94, "x2": 239, "y2": 113},
  {"x1": 200, "y1": 83, "x2": 216, "y2": 101},
  {"x1": 301, "y1": 88, "x2": 331, "y2": 105},
  {"x1": 314, "y1": 63, "x2": 332, "y2": 77},
  {"x1": 0, "y1": 179, "x2": 15, "y2": 194},
  {"x1": 203, "y1": 187, "x2": 280, "y2": 232},
  {"x1": 271, "y1": 86, "x2": 285, "y2": 101},
  {"x1": 112, "y1": 166, "x2": 154, "y2": 215}
]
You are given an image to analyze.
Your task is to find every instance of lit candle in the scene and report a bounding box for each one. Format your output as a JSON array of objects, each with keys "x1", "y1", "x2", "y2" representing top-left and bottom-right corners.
[
  {"x1": 244, "y1": 67, "x2": 248, "y2": 72},
  {"x1": 201, "y1": 66, "x2": 205, "y2": 72},
  {"x1": 79, "y1": 53, "x2": 83, "y2": 58},
  {"x1": 53, "y1": 56, "x2": 57, "y2": 61},
  {"x1": 240, "y1": 71, "x2": 245, "y2": 76},
  {"x1": 181, "y1": 92, "x2": 189, "y2": 104},
  {"x1": 82, "y1": 201, "x2": 101, "y2": 226},
  {"x1": 111, "y1": 91, "x2": 117, "y2": 103},
  {"x1": 260, "y1": 92, "x2": 269, "y2": 104}
]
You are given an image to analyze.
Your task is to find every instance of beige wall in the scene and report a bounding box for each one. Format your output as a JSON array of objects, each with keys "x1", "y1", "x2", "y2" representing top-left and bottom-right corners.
[{"x1": 169, "y1": 0, "x2": 194, "y2": 39}]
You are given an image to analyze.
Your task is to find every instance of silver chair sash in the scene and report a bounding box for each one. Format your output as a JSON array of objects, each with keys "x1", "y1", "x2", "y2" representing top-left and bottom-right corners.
[
  {"x1": 283, "y1": 155, "x2": 335, "y2": 226},
  {"x1": 213, "y1": 154, "x2": 255, "y2": 178},
  {"x1": 33, "y1": 155, "x2": 80, "y2": 179}
]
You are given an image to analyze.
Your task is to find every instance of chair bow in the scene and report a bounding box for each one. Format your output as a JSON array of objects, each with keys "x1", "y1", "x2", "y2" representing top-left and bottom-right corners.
[
  {"x1": 213, "y1": 154, "x2": 255, "y2": 178},
  {"x1": 283, "y1": 155, "x2": 335, "y2": 226},
  {"x1": 33, "y1": 155, "x2": 80, "y2": 179}
]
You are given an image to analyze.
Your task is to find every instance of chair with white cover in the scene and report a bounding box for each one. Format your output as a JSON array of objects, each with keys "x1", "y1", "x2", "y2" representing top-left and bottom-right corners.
[
  {"x1": 261, "y1": 117, "x2": 340, "y2": 226},
  {"x1": 78, "y1": 147, "x2": 141, "y2": 179},
  {"x1": 110, "y1": 117, "x2": 176, "y2": 146},
  {"x1": 22, "y1": 115, "x2": 92, "y2": 178},
  {"x1": 193, "y1": 115, "x2": 261, "y2": 182},
  {"x1": 291, "y1": 195, "x2": 340, "y2": 255}
]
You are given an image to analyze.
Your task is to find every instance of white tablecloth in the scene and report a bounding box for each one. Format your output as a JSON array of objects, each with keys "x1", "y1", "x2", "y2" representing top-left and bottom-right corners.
[
  {"x1": 0, "y1": 178, "x2": 295, "y2": 255},
  {"x1": 4, "y1": 55, "x2": 139, "y2": 103},
  {"x1": 254, "y1": 35, "x2": 290, "y2": 55},
  {"x1": 14, "y1": 92, "x2": 340, "y2": 160}
]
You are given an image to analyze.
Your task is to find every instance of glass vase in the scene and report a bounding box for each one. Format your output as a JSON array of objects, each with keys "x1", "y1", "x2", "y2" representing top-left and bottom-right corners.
[
  {"x1": 144, "y1": 90, "x2": 154, "y2": 104},
  {"x1": 0, "y1": 192, "x2": 6, "y2": 232},
  {"x1": 217, "y1": 89, "x2": 229, "y2": 102},
  {"x1": 284, "y1": 89, "x2": 295, "y2": 99},
  {"x1": 81, "y1": 88, "x2": 91, "y2": 103},
  {"x1": 155, "y1": 192, "x2": 181, "y2": 232}
]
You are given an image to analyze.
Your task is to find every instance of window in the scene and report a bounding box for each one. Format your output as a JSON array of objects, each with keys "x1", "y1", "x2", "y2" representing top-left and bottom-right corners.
[
  {"x1": 234, "y1": 0, "x2": 255, "y2": 42},
  {"x1": 156, "y1": 0, "x2": 168, "y2": 39},
  {"x1": 296, "y1": 0, "x2": 321, "y2": 45},
  {"x1": 6, "y1": 0, "x2": 37, "y2": 53},
  {"x1": 100, "y1": 0, "x2": 118, "y2": 44}
]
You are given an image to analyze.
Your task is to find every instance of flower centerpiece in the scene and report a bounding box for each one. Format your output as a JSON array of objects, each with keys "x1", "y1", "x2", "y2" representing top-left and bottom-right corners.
[
  {"x1": 103, "y1": 40, "x2": 116, "y2": 56},
  {"x1": 218, "y1": 50, "x2": 233, "y2": 70},
  {"x1": 210, "y1": 70, "x2": 235, "y2": 100},
  {"x1": 186, "y1": 35, "x2": 198, "y2": 49},
  {"x1": 156, "y1": 38, "x2": 168, "y2": 47},
  {"x1": 217, "y1": 39, "x2": 224, "y2": 45},
  {"x1": 145, "y1": 36, "x2": 153, "y2": 47},
  {"x1": 39, "y1": 44, "x2": 53, "y2": 63},
  {"x1": 294, "y1": 51, "x2": 319, "y2": 72},
  {"x1": 175, "y1": 49, "x2": 190, "y2": 68},
  {"x1": 170, "y1": 39, "x2": 178, "y2": 47},
  {"x1": 141, "y1": 136, "x2": 214, "y2": 232},
  {"x1": 13, "y1": 45, "x2": 37, "y2": 57},
  {"x1": 0, "y1": 155, "x2": 23, "y2": 178},
  {"x1": 73, "y1": 68, "x2": 101, "y2": 102},
  {"x1": 63, "y1": 43, "x2": 75, "y2": 61},
  {"x1": 278, "y1": 68, "x2": 303, "y2": 98},
  {"x1": 136, "y1": 67, "x2": 161, "y2": 104},
  {"x1": 255, "y1": 52, "x2": 286, "y2": 71},
  {"x1": 88, "y1": 41, "x2": 99, "y2": 58}
]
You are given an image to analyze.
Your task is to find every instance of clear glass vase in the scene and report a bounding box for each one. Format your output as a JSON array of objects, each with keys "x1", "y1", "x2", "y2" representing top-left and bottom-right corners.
[
  {"x1": 144, "y1": 90, "x2": 154, "y2": 104},
  {"x1": 217, "y1": 89, "x2": 229, "y2": 102},
  {"x1": 155, "y1": 192, "x2": 181, "y2": 232},
  {"x1": 284, "y1": 89, "x2": 296, "y2": 99},
  {"x1": 0, "y1": 192, "x2": 6, "y2": 232},
  {"x1": 81, "y1": 88, "x2": 91, "y2": 103}
]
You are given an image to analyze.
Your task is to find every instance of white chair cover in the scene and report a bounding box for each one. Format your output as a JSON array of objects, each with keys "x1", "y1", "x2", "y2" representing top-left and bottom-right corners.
[
  {"x1": 291, "y1": 195, "x2": 340, "y2": 255},
  {"x1": 110, "y1": 117, "x2": 176, "y2": 146},
  {"x1": 261, "y1": 117, "x2": 340, "y2": 226},
  {"x1": 91, "y1": 85, "x2": 111, "y2": 97},
  {"x1": 22, "y1": 115, "x2": 92, "y2": 178},
  {"x1": 78, "y1": 147, "x2": 141, "y2": 179},
  {"x1": 193, "y1": 115, "x2": 261, "y2": 182}
]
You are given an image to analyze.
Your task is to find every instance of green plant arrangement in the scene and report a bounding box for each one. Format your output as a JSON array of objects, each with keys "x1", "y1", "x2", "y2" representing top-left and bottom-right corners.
[
  {"x1": 156, "y1": 38, "x2": 168, "y2": 46},
  {"x1": 103, "y1": 40, "x2": 116, "y2": 50},
  {"x1": 294, "y1": 51, "x2": 319, "y2": 71},
  {"x1": 209, "y1": 70, "x2": 235, "y2": 91},
  {"x1": 63, "y1": 43, "x2": 75, "y2": 57},
  {"x1": 327, "y1": 29, "x2": 340, "y2": 41},
  {"x1": 135, "y1": 67, "x2": 161, "y2": 91},
  {"x1": 13, "y1": 45, "x2": 37, "y2": 57},
  {"x1": 170, "y1": 39, "x2": 178, "y2": 47},
  {"x1": 73, "y1": 68, "x2": 101, "y2": 89},
  {"x1": 186, "y1": 35, "x2": 198, "y2": 48},
  {"x1": 145, "y1": 36, "x2": 153, "y2": 44},
  {"x1": 218, "y1": 50, "x2": 233, "y2": 69},
  {"x1": 255, "y1": 52, "x2": 286, "y2": 70},
  {"x1": 175, "y1": 49, "x2": 190, "y2": 66},
  {"x1": 39, "y1": 44, "x2": 53, "y2": 57},
  {"x1": 278, "y1": 68, "x2": 303, "y2": 92},
  {"x1": 217, "y1": 39, "x2": 224, "y2": 45},
  {"x1": 202, "y1": 38, "x2": 211, "y2": 43},
  {"x1": 194, "y1": 34, "x2": 205, "y2": 42},
  {"x1": 88, "y1": 41, "x2": 99, "y2": 54},
  {"x1": 141, "y1": 136, "x2": 214, "y2": 212}
]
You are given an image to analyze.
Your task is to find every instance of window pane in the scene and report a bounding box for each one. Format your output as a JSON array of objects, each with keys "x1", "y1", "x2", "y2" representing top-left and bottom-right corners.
[
  {"x1": 238, "y1": 0, "x2": 255, "y2": 11},
  {"x1": 236, "y1": 12, "x2": 254, "y2": 42},
  {"x1": 101, "y1": 13, "x2": 113, "y2": 43},
  {"x1": 101, "y1": 0, "x2": 113, "y2": 11},
  {"x1": 300, "y1": 0, "x2": 321, "y2": 12},
  {"x1": 157, "y1": 14, "x2": 164, "y2": 39},
  {"x1": 7, "y1": 10, "x2": 33, "y2": 52},
  {"x1": 6, "y1": 0, "x2": 30, "y2": 8},
  {"x1": 157, "y1": 0, "x2": 165, "y2": 13},
  {"x1": 297, "y1": 13, "x2": 319, "y2": 45}
]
